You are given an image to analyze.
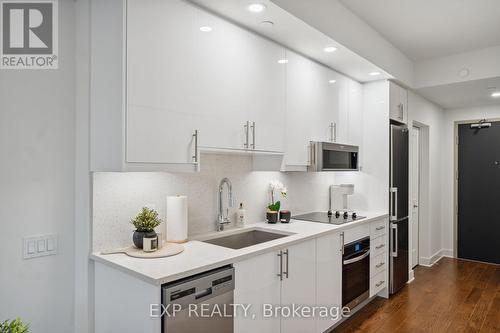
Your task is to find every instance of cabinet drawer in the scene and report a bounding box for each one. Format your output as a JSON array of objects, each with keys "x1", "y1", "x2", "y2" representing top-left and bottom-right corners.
[
  {"x1": 344, "y1": 224, "x2": 370, "y2": 244},
  {"x1": 370, "y1": 271, "x2": 387, "y2": 297},
  {"x1": 371, "y1": 235, "x2": 387, "y2": 257},
  {"x1": 370, "y1": 219, "x2": 387, "y2": 238},
  {"x1": 370, "y1": 252, "x2": 387, "y2": 278}
]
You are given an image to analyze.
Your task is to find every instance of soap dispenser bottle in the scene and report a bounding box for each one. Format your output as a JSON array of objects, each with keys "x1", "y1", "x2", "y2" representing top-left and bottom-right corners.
[{"x1": 237, "y1": 203, "x2": 246, "y2": 226}]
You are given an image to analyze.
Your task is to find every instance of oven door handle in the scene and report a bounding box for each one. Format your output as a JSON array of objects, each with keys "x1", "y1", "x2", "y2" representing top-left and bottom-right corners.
[{"x1": 343, "y1": 250, "x2": 370, "y2": 265}]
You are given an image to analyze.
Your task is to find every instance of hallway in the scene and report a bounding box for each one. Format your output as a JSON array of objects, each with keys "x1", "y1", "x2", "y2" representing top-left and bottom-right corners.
[{"x1": 335, "y1": 258, "x2": 500, "y2": 332}]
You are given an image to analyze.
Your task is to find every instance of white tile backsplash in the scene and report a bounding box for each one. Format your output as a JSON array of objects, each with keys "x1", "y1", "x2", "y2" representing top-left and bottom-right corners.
[{"x1": 92, "y1": 154, "x2": 383, "y2": 251}]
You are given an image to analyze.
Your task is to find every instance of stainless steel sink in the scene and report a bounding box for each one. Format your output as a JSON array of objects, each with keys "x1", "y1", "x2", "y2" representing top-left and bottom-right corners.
[{"x1": 202, "y1": 229, "x2": 291, "y2": 249}]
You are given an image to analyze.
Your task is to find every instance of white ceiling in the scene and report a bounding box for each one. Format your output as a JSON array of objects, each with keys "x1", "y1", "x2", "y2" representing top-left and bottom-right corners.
[
  {"x1": 189, "y1": 0, "x2": 391, "y2": 82},
  {"x1": 339, "y1": 0, "x2": 500, "y2": 61},
  {"x1": 416, "y1": 76, "x2": 500, "y2": 109}
]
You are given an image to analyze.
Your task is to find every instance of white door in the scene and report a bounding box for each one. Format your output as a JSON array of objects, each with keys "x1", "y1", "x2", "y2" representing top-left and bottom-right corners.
[
  {"x1": 281, "y1": 239, "x2": 317, "y2": 333},
  {"x1": 316, "y1": 233, "x2": 342, "y2": 333},
  {"x1": 234, "y1": 251, "x2": 281, "y2": 333},
  {"x1": 410, "y1": 126, "x2": 420, "y2": 268}
]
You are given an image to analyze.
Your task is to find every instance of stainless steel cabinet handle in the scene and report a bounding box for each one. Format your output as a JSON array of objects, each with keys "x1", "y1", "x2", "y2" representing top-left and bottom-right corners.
[
  {"x1": 192, "y1": 130, "x2": 198, "y2": 163},
  {"x1": 283, "y1": 249, "x2": 289, "y2": 279},
  {"x1": 375, "y1": 226, "x2": 385, "y2": 231},
  {"x1": 340, "y1": 232, "x2": 345, "y2": 254},
  {"x1": 376, "y1": 262, "x2": 385, "y2": 268},
  {"x1": 244, "y1": 121, "x2": 249, "y2": 149},
  {"x1": 251, "y1": 121, "x2": 256, "y2": 149},
  {"x1": 376, "y1": 280, "x2": 385, "y2": 287},
  {"x1": 277, "y1": 250, "x2": 283, "y2": 280},
  {"x1": 391, "y1": 223, "x2": 398, "y2": 257},
  {"x1": 328, "y1": 122, "x2": 336, "y2": 142},
  {"x1": 375, "y1": 244, "x2": 385, "y2": 250},
  {"x1": 343, "y1": 250, "x2": 370, "y2": 265}
]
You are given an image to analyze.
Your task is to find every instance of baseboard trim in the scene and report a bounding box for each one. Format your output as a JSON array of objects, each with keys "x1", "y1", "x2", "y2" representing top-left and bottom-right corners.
[
  {"x1": 407, "y1": 269, "x2": 415, "y2": 283},
  {"x1": 419, "y1": 249, "x2": 454, "y2": 267}
]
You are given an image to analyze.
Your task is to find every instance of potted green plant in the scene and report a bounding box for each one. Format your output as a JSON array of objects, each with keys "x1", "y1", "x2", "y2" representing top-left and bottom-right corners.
[
  {"x1": 267, "y1": 180, "x2": 287, "y2": 223},
  {"x1": 131, "y1": 207, "x2": 162, "y2": 249},
  {"x1": 0, "y1": 318, "x2": 29, "y2": 333}
]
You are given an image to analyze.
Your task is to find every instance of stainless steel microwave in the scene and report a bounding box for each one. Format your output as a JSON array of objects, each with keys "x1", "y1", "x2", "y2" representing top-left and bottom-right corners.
[{"x1": 308, "y1": 141, "x2": 359, "y2": 172}]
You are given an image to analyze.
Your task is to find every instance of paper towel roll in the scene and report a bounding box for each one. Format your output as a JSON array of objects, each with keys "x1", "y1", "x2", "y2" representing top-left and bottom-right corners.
[{"x1": 166, "y1": 195, "x2": 188, "y2": 243}]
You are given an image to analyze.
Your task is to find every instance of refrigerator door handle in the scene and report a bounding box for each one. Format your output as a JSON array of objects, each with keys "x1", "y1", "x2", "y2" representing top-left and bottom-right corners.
[
  {"x1": 391, "y1": 223, "x2": 398, "y2": 257},
  {"x1": 389, "y1": 187, "x2": 397, "y2": 221}
]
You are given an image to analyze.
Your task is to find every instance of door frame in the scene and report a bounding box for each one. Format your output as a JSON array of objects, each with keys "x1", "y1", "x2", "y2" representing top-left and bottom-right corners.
[
  {"x1": 409, "y1": 125, "x2": 421, "y2": 268},
  {"x1": 409, "y1": 121, "x2": 428, "y2": 276},
  {"x1": 453, "y1": 118, "x2": 500, "y2": 258}
]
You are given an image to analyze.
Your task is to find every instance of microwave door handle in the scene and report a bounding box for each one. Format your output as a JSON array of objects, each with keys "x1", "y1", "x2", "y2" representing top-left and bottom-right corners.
[{"x1": 343, "y1": 250, "x2": 370, "y2": 265}]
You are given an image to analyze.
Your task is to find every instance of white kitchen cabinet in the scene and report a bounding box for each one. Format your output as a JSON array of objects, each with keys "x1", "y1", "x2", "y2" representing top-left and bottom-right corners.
[
  {"x1": 127, "y1": 0, "x2": 285, "y2": 167},
  {"x1": 389, "y1": 82, "x2": 408, "y2": 124},
  {"x1": 126, "y1": 0, "x2": 201, "y2": 166},
  {"x1": 281, "y1": 239, "x2": 317, "y2": 333},
  {"x1": 369, "y1": 217, "x2": 389, "y2": 298},
  {"x1": 316, "y1": 233, "x2": 343, "y2": 333},
  {"x1": 234, "y1": 251, "x2": 281, "y2": 333},
  {"x1": 283, "y1": 51, "x2": 342, "y2": 170},
  {"x1": 234, "y1": 239, "x2": 316, "y2": 333}
]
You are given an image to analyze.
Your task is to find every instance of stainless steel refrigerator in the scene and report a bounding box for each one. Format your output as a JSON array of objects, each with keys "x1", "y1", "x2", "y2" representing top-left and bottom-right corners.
[{"x1": 389, "y1": 124, "x2": 409, "y2": 294}]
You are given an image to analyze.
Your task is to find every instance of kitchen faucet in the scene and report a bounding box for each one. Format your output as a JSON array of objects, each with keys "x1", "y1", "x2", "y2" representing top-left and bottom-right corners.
[{"x1": 217, "y1": 177, "x2": 234, "y2": 231}]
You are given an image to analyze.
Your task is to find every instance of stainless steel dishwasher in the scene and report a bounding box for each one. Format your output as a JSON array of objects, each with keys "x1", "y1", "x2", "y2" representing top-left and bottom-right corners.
[{"x1": 162, "y1": 265, "x2": 235, "y2": 333}]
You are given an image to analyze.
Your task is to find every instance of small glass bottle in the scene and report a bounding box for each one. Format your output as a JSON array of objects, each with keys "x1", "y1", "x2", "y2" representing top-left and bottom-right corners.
[{"x1": 237, "y1": 203, "x2": 246, "y2": 226}]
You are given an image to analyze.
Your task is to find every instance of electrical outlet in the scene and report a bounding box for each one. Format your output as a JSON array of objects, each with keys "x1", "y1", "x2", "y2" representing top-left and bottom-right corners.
[{"x1": 23, "y1": 234, "x2": 57, "y2": 259}]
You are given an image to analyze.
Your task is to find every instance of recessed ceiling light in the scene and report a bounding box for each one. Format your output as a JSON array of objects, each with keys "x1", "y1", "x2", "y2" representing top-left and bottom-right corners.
[
  {"x1": 369, "y1": 71, "x2": 381, "y2": 76},
  {"x1": 458, "y1": 68, "x2": 470, "y2": 77},
  {"x1": 248, "y1": 3, "x2": 266, "y2": 13},
  {"x1": 328, "y1": 79, "x2": 337, "y2": 83},
  {"x1": 277, "y1": 59, "x2": 288, "y2": 64},
  {"x1": 199, "y1": 26, "x2": 212, "y2": 32},
  {"x1": 324, "y1": 46, "x2": 337, "y2": 53},
  {"x1": 491, "y1": 92, "x2": 500, "y2": 98}
]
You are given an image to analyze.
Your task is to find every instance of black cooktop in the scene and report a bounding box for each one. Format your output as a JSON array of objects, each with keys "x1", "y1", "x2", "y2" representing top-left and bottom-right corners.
[{"x1": 292, "y1": 211, "x2": 366, "y2": 225}]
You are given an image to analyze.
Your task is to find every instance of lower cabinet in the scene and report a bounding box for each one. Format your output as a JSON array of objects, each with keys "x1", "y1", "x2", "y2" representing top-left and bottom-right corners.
[
  {"x1": 233, "y1": 239, "x2": 316, "y2": 333},
  {"x1": 369, "y1": 217, "x2": 389, "y2": 298},
  {"x1": 316, "y1": 233, "x2": 342, "y2": 333}
]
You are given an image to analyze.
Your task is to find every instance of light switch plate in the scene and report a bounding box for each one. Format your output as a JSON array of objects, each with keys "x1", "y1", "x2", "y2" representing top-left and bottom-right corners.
[{"x1": 23, "y1": 234, "x2": 57, "y2": 259}]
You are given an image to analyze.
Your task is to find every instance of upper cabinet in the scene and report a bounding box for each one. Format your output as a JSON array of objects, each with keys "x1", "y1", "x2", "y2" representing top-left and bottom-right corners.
[
  {"x1": 389, "y1": 82, "x2": 408, "y2": 124},
  {"x1": 282, "y1": 50, "x2": 362, "y2": 171},
  {"x1": 90, "y1": 0, "x2": 362, "y2": 172},
  {"x1": 126, "y1": 0, "x2": 286, "y2": 168}
]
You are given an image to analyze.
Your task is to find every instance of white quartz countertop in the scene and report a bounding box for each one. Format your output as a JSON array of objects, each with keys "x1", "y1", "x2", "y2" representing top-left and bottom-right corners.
[{"x1": 90, "y1": 212, "x2": 388, "y2": 286}]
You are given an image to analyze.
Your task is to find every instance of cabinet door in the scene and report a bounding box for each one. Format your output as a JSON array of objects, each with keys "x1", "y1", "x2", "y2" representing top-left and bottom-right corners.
[
  {"x1": 281, "y1": 239, "x2": 317, "y2": 333},
  {"x1": 389, "y1": 82, "x2": 408, "y2": 124},
  {"x1": 389, "y1": 82, "x2": 402, "y2": 123},
  {"x1": 399, "y1": 86, "x2": 408, "y2": 124},
  {"x1": 283, "y1": 51, "x2": 315, "y2": 167},
  {"x1": 234, "y1": 251, "x2": 281, "y2": 333},
  {"x1": 284, "y1": 52, "x2": 341, "y2": 167},
  {"x1": 193, "y1": 9, "x2": 253, "y2": 151},
  {"x1": 245, "y1": 35, "x2": 286, "y2": 152},
  {"x1": 316, "y1": 233, "x2": 342, "y2": 333},
  {"x1": 126, "y1": 0, "x2": 200, "y2": 164},
  {"x1": 310, "y1": 66, "x2": 341, "y2": 144}
]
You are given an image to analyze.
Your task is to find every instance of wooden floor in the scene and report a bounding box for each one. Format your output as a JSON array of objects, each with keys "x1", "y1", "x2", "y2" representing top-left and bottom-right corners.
[{"x1": 334, "y1": 258, "x2": 500, "y2": 333}]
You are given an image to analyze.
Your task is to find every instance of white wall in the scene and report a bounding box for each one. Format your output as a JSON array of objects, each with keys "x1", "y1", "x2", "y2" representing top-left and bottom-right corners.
[
  {"x1": 441, "y1": 104, "x2": 500, "y2": 255},
  {"x1": 407, "y1": 91, "x2": 446, "y2": 262},
  {"x1": 0, "y1": 1, "x2": 76, "y2": 332}
]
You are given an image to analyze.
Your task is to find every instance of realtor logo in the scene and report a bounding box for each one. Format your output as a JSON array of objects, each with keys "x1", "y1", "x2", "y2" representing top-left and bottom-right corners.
[{"x1": 1, "y1": 0, "x2": 58, "y2": 69}]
